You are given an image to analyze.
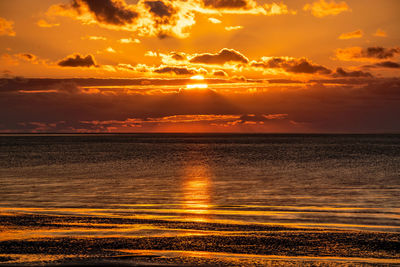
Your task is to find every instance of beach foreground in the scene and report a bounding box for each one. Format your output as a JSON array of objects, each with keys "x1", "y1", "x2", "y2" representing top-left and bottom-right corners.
[{"x1": 1, "y1": 211, "x2": 400, "y2": 266}]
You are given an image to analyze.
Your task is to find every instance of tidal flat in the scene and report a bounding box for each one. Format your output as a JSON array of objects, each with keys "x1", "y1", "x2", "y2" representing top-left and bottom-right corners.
[{"x1": 1, "y1": 212, "x2": 399, "y2": 266}]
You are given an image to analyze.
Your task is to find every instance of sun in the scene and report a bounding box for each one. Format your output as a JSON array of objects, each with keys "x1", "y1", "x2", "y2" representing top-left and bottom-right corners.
[{"x1": 186, "y1": 75, "x2": 208, "y2": 89}]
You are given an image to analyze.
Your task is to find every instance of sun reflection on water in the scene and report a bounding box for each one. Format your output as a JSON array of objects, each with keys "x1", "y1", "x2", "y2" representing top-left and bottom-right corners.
[{"x1": 182, "y1": 164, "x2": 212, "y2": 222}]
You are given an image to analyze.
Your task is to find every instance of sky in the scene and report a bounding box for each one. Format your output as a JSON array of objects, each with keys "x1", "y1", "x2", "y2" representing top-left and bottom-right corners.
[{"x1": 0, "y1": 0, "x2": 399, "y2": 133}]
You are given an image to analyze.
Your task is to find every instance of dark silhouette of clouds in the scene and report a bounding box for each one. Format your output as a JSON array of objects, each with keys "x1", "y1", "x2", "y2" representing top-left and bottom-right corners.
[
  {"x1": 58, "y1": 54, "x2": 97, "y2": 67},
  {"x1": 71, "y1": 0, "x2": 138, "y2": 25},
  {"x1": 363, "y1": 47, "x2": 400, "y2": 59},
  {"x1": 1, "y1": 77, "x2": 400, "y2": 133},
  {"x1": 203, "y1": 0, "x2": 249, "y2": 9},
  {"x1": 213, "y1": 70, "x2": 228, "y2": 77},
  {"x1": 170, "y1": 52, "x2": 186, "y2": 61},
  {"x1": 375, "y1": 61, "x2": 400, "y2": 68},
  {"x1": 336, "y1": 46, "x2": 400, "y2": 61},
  {"x1": 252, "y1": 57, "x2": 331, "y2": 74},
  {"x1": 334, "y1": 67, "x2": 373, "y2": 78},
  {"x1": 190, "y1": 48, "x2": 249, "y2": 64},
  {"x1": 144, "y1": 0, "x2": 174, "y2": 17},
  {"x1": 154, "y1": 66, "x2": 197, "y2": 75}
]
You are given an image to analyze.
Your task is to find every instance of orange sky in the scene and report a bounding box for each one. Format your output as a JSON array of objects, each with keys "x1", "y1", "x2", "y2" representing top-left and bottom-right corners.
[{"x1": 0, "y1": 0, "x2": 399, "y2": 132}]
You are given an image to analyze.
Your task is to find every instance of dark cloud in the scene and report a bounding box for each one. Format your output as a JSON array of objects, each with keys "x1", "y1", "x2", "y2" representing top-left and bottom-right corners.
[
  {"x1": 0, "y1": 78, "x2": 232, "y2": 93},
  {"x1": 333, "y1": 67, "x2": 373, "y2": 78},
  {"x1": 238, "y1": 114, "x2": 288, "y2": 123},
  {"x1": 141, "y1": 0, "x2": 180, "y2": 38},
  {"x1": 230, "y1": 76, "x2": 247, "y2": 82},
  {"x1": 58, "y1": 54, "x2": 97, "y2": 67},
  {"x1": 213, "y1": 70, "x2": 228, "y2": 77},
  {"x1": 18, "y1": 53, "x2": 35, "y2": 60},
  {"x1": 144, "y1": 0, "x2": 174, "y2": 17},
  {"x1": 202, "y1": 0, "x2": 249, "y2": 9},
  {"x1": 54, "y1": 0, "x2": 194, "y2": 38},
  {"x1": 267, "y1": 79, "x2": 302, "y2": 84},
  {"x1": 71, "y1": 0, "x2": 138, "y2": 25},
  {"x1": 375, "y1": 61, "x2": 400, "y2": 69},
  {"x1": 170, "y1": 52, "x2": 186, "y2": 61},
  {"x1": 190, "y1": 48, "x2": 249, "y2": 65},
  {"x1": 336, "y1": 46, "x2": 400, "y2": 61},
  {"x1": 154, "y1": 66, "x2": 197, "y2": 75},
  {"x1": 289, "y1": 61, "x2": 331, "y2": 74},
  {"x1": 362, "y1": 61, "x2": 400, "y2": 69},
  {"x1": 1, "y1": 77, "x2": 400, "y2": 132},
  {"x1": 363, "y1": 47, "x2": 400, "y2": 59},
  {"x1": 252, "y1": 57, "x2": 331, "y2": 75}
]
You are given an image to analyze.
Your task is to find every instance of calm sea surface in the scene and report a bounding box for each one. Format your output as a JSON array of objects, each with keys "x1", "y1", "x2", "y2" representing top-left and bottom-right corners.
[{"x1": 0, "y1": 134, "x2": 400, "y2": 265}]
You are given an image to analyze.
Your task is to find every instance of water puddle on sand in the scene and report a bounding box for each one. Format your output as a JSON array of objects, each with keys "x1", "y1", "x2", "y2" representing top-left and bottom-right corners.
[
  {"x1": 117, "y1": 250, "x2": 400, "y2": 266},
  {"x1": 0, "y1": 254, "x2": 83, "y2": 265}
]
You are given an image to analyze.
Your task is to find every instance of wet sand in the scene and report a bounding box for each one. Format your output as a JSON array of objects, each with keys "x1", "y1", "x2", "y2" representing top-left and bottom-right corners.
[{"x1": 1, "y1": 212, "x2": 399, "y2": 266}]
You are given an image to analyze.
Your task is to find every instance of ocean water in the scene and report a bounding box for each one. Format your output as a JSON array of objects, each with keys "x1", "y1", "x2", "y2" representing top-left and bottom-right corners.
[{"x1": 0, "y1": 134, "x2": 400, "y2": 265}]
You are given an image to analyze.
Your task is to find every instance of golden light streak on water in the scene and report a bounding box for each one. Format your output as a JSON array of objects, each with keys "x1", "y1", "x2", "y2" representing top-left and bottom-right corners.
[{"x1": 181, "y1": 163, "x2": 212, "y2": 222}]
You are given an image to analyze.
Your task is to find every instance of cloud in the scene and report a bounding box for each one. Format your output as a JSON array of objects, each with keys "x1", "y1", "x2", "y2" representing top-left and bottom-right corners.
[
  {"x1": 143, "y1": 0, "x2": 175, "y2": 18},
  {"x1": 333, "y1": 67, "x2": 372, "y2": 78},
  {"x1": 153, "y1": 66, "x2": 201, "y2": 75},
  {"x1": 145, "y1": 51, "x2": 158, "y2": 57},
  {"x1": 58, "y1": 54, "x2": 97, "y2": 67},
  {"x1": 16, "y1": 53, "x2": 36, "y2": 61},
  {"x1": 37, "y1": 19, "x2": 60, "y2": 28},
  {"x1": 0, "y1": 17, "x2": 16, "y2": 36},
  {"x1": 375, "y1": 61, "x2": 400, "y2": 69},
  {"x1": 24, "y1": 113, "x2": 290, "y2": 132},
  {"x1": 71, "y1": 0, "x2": 139, "y2": 25},
  {"x1": 213, "y1": 70, "x2": 228, "y2": 77},
  {"x1": 14, "y1": 53, "x2": 43, "y2": 65},
  {"x1": 138, "y1": 0, "x2": 196, "y2": 38},
  {"x1": 374, "y1": 29, "x2": 387, "y2": 38},
  {"x1": 338, "y1": 29, "x2": 362, "y2": 40},
  {"x1": 49, "y1": 0, "x2": 196, "y2": 38},
  {"x1": 170, "y1": 52, "x2": 186, "y2": 61},
  {"x1": 119, "y1": 37, "x2": 140, "y2": 43},
  {"x1": 238, "y1": 113, "x2": 288, "y2": 124},
  {"x1": 0, "y1": 53, "x2": 47, "y2": 66},
  {"x1": 225, "y1": 25, "x2": 243, "y2": 31},
  {"x1": 263, "y1": 3, "x2": 296, "y2": 15},
  {"x1": 252, "y1": 57, "x2": 332, "y2": 75},
  {"x1": 303, "y1": 0, "x2": 350, "y2": 18},
  {"x1": 83, "y1": 35, "x2": 107, "y2": 40},
  {"x1": 48, "y1": 0, "x2": 294, "y2": 38},
  {"x1": 190, "y1": 48, "x2": 249, "y2": 65},
  {"x1": 363, "y1": 61, "x2": 400, "y2": 69},
  {"x1": 335, "y1": 46, "x2": 400, "y2": 62},
  {"x1": 208, "y1": 17, "x2": 221, "y2": 24},
  {"x1": 200, "y1": 1, "x2": 295, "y2": 16},
  {"x1": 106, "y1": 47, "x2": 117, "y2": 53},
  {"x1": 2, "y1": 77, "x2": 400, "y2": 133},
  {"x1": 202, "y1": 0, "x2": 249, "y2": 9}
]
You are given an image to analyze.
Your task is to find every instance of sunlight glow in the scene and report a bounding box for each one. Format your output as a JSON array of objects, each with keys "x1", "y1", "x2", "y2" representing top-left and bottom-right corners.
[
  {"x1": 186, "y1": 84, "x2": 208, "y2": 89},
  {"x1": 187, "y1": 75, "x2": 207, "y2": 89},
  {"x1": 190, "y1": 75, "x2": 205, "y2": 80}
]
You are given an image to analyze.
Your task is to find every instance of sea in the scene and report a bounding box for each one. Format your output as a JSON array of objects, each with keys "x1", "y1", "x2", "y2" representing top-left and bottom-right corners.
[{"x1": 0, "y1": 134, "x2": 399, "y2": 266}]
